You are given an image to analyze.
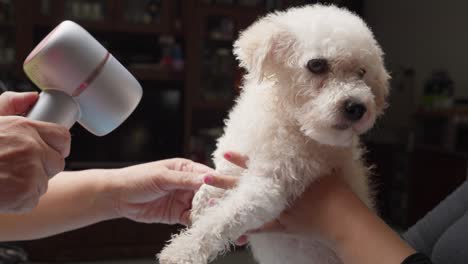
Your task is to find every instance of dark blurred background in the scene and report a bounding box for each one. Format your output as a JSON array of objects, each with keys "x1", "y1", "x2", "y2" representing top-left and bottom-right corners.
[{"x1": 0, "y1": 0, "x2": 467, "y2": 262}]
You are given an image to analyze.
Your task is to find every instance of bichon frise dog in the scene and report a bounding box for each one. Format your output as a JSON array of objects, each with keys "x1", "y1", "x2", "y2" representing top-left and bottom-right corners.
[{"x1": 159, "y1": 4, "x2": 389, "y2": 264}]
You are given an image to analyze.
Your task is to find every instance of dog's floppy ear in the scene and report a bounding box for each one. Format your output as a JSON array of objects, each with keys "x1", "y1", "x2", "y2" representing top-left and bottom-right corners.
[
  {"x1": 374, "y1": 67, "x2": 391, "y2": 115},
  {"x1": 233, "y1": 16, "x2": 293, "y2": 83}
]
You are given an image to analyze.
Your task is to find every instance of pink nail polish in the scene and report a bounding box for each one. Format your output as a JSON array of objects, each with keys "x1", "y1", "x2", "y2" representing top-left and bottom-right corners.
[{"x1": 203, "y1": 175, "x2": 214, "y2": 184}]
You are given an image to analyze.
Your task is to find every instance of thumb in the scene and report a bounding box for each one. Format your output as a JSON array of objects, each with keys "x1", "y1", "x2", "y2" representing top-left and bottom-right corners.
[
  {"x1": 0, "y1": 91, "x2": 39, "y2": 116},
  {"x1": 160, "y1": 170, "x2": 204, "y2": 191}
]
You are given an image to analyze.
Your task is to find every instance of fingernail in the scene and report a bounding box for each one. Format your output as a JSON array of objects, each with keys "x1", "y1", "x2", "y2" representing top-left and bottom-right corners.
[
  {"x1": 203, "y1": 175, "x2": 214, "y2": 184},
  {"x1": 224, "y1": 153, "x2": 232, "y2": 160},
  {"x1": 235, "y1": 235, "x2": 249, "y2": 246}
]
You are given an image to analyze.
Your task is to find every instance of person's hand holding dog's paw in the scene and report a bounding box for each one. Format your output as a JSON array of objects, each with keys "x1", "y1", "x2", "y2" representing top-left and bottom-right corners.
[{"x1": 108, "y1": 159, "x2": 217, "y2": 225}]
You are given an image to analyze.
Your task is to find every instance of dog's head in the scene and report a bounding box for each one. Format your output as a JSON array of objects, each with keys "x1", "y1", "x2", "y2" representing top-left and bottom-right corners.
[{"x1": 234, "y1": 5, "x2": 390, "y2": 147}]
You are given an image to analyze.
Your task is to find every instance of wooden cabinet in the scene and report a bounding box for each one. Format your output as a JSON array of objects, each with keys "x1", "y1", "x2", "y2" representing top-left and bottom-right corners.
[
  {"x1": 281, "y1": 0, "x2": 364, "y2": 15},
  {"x1": 365, "y1": 142, "x2": 468, "y2": 229},
  {"x1": 22, "y1": 219, "x2": 180, "y2": 261},
  {"x1": 185, "y1": 1, "x2": 266, "y2": 166},
  {"x1": 407, "y1": 147, "x2": 467, "y2": 226},
  {"x1": 4, "y1": 0, "x2": 276, "y2": 261}
]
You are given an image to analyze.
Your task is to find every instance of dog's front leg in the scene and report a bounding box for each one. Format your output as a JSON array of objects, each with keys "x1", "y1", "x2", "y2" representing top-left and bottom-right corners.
[
  {"x1": 158, "y1": 172, "x2": 289, "y2": 264},
  {"x1": 191, "y1": 184, "x2": 226, "y2": 223}
]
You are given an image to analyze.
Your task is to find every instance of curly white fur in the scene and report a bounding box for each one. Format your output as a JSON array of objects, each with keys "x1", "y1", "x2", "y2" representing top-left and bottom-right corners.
[{"x1": 158, "y1": 4, "x2": 390, "y2": 264}]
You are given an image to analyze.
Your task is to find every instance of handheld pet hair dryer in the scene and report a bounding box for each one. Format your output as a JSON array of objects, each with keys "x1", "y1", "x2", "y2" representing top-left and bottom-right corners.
[{"x1": 23, "y1": 20, "x2": 142, "y2": 136}]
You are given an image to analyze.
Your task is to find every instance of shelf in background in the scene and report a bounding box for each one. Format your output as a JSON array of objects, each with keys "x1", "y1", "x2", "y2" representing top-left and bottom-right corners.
[
  {"x1": 129, "y1": 67, "x2": 185, "y2": 82},
  {"x1": 204, "y1": 34, "x2": 234, "y2": 45},
  {"x1": 0, "y1": 21, "x2": 14, "y2": 30},
  {"x1": 33, "y1": 19, "x2": 182, "y2": 36},
  {"x1": 193, "y1": 100, "x2": 233, "y2": 111},
  {"x1": 116, "y1": 23, "x2": 184, "y2": 36},
  {"x1": 0, "y1": 63, "x2": 15, "y2": 71},
  {"x1": 199, "y1": 4, "x2": 265, "y2": 17},
  {"x1": 35, "y1": 18, "x2": 114, "y2": 31},
  {"x1": 415, "y1": 107, "x2": 468, "y2": 118},
  {"x1": 66, "y1": 161, "x2": 141, "y2": 170}
]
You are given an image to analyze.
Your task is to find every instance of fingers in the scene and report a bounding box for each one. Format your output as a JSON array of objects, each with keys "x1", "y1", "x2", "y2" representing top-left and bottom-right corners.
[
  {"x1": 0, "y1": 91, "x2": 39, "y2": 116},
  {"x1": 159, "y1": 158, "x2": 215, "y2": 174},
  {"x1": 32, "y1": 159, "x2": 50, "y2": 195},
  {"x1": 8, "y1": 192, "x2": 40, "y2": 213},
  {"x1": 161, "y1": 170, "x2": 204, "y2": 191},
  {"x1": 180, "y1": 210, "x2": 191, "y2": 226},
  {"x1": 203, "y1": 174, "x2": 239, "y2": 189},
  {"x1": 5, "y1": 162, "x2": 46, "y2": 212},
  {"x1": 40, "y1": 142, "x2": 66, "y2": 178},
  {"x1": 223, "y1": 152, "x2": 248, "y2": 169},
  {"x1": 235, "y1": 235, "x2": 249, "y2": 246},
  {"x1": 190, "y1": 162, "x2": 215, "y2": 174},
  {"x1": 199, "y1": 151, "x2": 246, "y2": 189},
  {"x1": 29, "y1": 119, "x2": 71, "y2": 158},
  {"x1": 26, "y1": 124, "x2": 67, "y2": 178}
]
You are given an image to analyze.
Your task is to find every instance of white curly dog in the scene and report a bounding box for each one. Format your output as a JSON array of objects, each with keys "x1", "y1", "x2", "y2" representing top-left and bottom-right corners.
[{"x1": 159, "y1": 4, "x2": 389, "y2": 264}]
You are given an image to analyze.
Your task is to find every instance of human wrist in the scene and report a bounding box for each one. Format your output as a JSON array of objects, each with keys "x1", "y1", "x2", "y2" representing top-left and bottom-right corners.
[
  {"x1": 89, "y1": 168, "x2": 123, "y2": 221},
  {"x1": 316, "y1": 181, "x2": 415, "y2": 264},
  {"x1": 326, "y1": 194, "x2": 372, "y2": 252},
  {"x1": 313, "y1": 180, "x2": 363, "y2": 245}
]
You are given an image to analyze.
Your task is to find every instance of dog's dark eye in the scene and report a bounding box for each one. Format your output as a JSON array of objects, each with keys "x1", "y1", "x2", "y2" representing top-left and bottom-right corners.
[
  {"x1": 306, "y1": 58, "x2": 329, "y2": 74},
  {"x1": 358, "y1": 68, "x2": 366, "y2": 78}
]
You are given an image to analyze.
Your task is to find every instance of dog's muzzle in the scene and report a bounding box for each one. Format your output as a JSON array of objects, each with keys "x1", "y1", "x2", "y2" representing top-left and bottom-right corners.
[{"x1": 343, "y1": 100, "x2": 367, "y2": 122}]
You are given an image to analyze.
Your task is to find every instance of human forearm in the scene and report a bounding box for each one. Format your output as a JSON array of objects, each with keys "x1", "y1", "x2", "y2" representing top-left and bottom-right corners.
[
  {"x1": 216, "y1": 153, "x2": 419, "y2": 264},
  {"x1": 318, "y1": 179, "x2": 415, "y2": 264},
  {"x1": 0, "y1": 169, "x2": 117, "y2": 241},
  {"x1": 0, "y1": 158, "x2": 212, "y2": 241}
]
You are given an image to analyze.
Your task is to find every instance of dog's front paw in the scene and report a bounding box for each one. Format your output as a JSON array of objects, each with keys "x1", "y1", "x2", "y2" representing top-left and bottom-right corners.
[
  {"x1": 158, "y1": 234, "x2": 209, "y2": 264},
  {"x1": 157, "y1": 253, "x2": 182, "y2": 264},
  {"x1": 158, "y1": 251, "x2": 198, "y2": 264}
]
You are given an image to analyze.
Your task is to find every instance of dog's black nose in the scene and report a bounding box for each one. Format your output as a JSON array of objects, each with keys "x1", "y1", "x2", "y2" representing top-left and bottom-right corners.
[{"x1": 343, "y1": 100, "x2": 367, "y2": 121}]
